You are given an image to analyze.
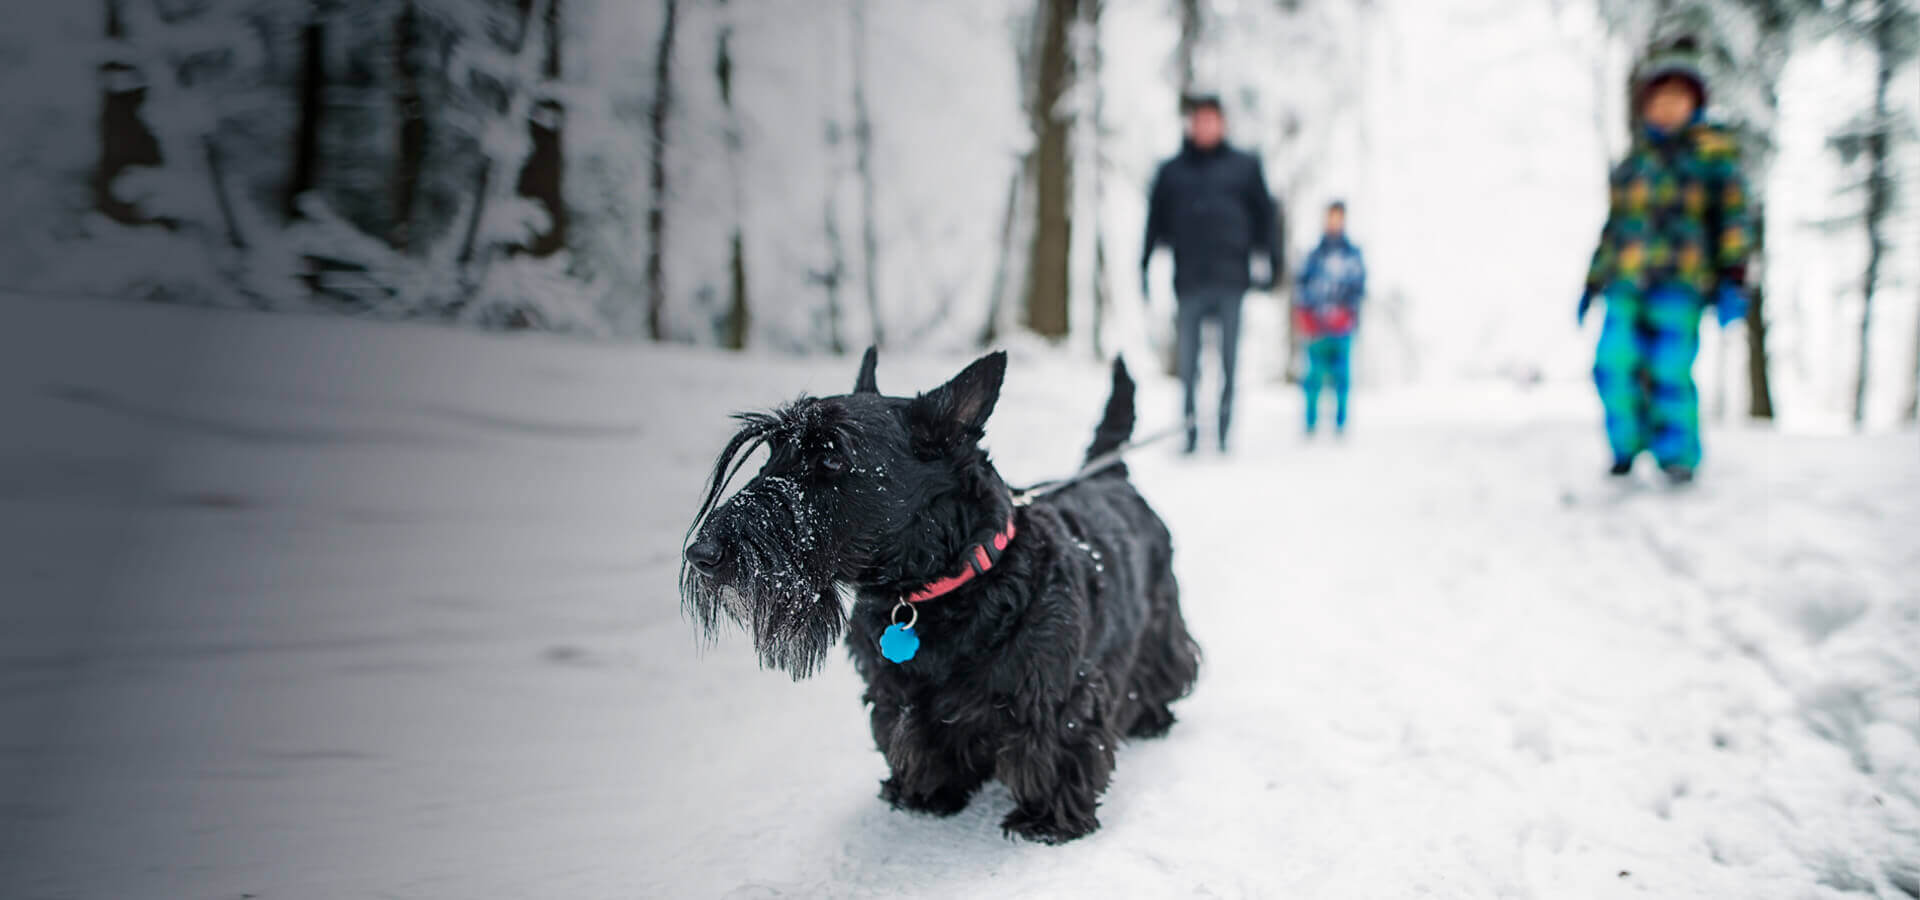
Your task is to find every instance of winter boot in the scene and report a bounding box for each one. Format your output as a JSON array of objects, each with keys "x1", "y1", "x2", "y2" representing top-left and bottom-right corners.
[{"x1": 1662, "y1": 464, "x2": 1695, "y2": 485}]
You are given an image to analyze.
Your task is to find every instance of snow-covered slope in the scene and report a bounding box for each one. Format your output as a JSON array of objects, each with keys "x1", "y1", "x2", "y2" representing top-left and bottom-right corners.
[{"x1": 1, "y1": 296, "x2": 1915, "y2": 898}]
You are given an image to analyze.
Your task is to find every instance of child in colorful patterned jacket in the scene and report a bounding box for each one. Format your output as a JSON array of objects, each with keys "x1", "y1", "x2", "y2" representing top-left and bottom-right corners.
[{"x1": 1580, "y1": 35, "x2": 1754, "y2": 484}]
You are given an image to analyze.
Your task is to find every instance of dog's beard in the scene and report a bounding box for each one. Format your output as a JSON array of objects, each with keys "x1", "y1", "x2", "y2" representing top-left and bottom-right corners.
[
  {"x1": 682, "y1": 421, "x2": 850, "y2": 680},
  {"x1": 681, "y1": 537, "x2": 847, "y2": 680},
  {"x1": 744, "y1": 578, "x2": 846, "y2": 680}
]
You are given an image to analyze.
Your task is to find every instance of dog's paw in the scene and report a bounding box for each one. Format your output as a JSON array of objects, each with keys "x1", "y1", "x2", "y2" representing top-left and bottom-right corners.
[
  {"x1": 1000, "y1": 806, "x2": 1098, "y2": 844},
  {"x1": 1124, "y1": 705, "x2": 1176, "y2": 739},
  {"x1": 879, "y1": 777, "x2": 975, "y2": 818}
]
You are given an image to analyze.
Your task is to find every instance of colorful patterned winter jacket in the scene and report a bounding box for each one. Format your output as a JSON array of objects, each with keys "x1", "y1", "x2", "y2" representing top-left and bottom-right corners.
[{"x1": 1586, "y1": 121, "x2": 1753, "y2": 296}]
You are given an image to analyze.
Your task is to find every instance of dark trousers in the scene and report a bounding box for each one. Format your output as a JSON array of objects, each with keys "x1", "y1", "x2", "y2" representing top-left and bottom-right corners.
[{"x1": 1175, "y1": 290, "x2": 1244, "y2": 447}]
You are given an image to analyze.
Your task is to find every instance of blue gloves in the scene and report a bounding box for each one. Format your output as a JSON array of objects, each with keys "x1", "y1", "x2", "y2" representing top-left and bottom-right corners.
[
  {"x1": 1713, "y1": 284, "x2": 1748, "y2": 328},
  {"x1": 1577, "y1": 287, "x2": 1598, "y2": 326}
]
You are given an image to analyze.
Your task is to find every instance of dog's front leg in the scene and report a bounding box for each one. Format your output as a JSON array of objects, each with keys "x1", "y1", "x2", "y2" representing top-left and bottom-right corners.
[
  {"x1": 869, "y1": 697, "x2": 988, "y2": 817},
  {"x1": 997, "y1": 677, "x2": 1119, "y2": 844}
]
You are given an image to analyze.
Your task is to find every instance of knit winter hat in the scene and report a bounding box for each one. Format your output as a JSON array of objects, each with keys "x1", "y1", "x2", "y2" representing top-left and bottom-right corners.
[
  {"x1": 1633, "y1": 35, "x2": 1709, "y2": 112},
  {"x1": 1180, "y1": 92, "x2": 1223, "y2": 115}
]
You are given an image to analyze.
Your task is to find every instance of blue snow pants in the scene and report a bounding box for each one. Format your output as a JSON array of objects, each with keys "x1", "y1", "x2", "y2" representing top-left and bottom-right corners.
[
  {"x1": 1593, "y1": 282, "x2": 1704, "y2": 468},
  {"x1": 1303, "y1": 334, "x2": 1352, "y2": 433}
]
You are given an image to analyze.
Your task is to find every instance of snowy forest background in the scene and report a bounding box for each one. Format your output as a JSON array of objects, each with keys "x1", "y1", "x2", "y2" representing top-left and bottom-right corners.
[{"x1": 2, "y1": 0, "x2": 1916, "y2": 429}]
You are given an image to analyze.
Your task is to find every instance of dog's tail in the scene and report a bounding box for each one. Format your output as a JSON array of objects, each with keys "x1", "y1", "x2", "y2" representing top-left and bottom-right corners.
[{"x1": 1084, "y1": 357, "x2": 1136, "y2": 471}]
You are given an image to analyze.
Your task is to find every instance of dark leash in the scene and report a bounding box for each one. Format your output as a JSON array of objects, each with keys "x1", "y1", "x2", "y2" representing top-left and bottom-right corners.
[{"x1": 1010, "y1": 418, "x2": 1191, "y2": 507}]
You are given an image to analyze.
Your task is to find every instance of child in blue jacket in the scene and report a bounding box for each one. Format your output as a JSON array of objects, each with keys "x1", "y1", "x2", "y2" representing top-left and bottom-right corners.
[{"x1": 1295, "y1": 201, "x2": 1365, "y2": 436}]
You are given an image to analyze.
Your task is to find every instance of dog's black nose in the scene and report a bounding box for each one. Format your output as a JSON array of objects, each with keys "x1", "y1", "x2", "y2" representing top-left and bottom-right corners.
[{"x1": 685, "y1": 539, "x2": 726, "y2": 573}]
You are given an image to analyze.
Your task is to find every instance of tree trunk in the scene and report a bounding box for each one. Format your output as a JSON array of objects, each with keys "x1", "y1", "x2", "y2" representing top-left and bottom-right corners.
[
  {"x1": 1746, "y1": 286, "x2": 1776, "y2": 419},
  {"x1": 454, "y1": 0, "x2": 547, "y2": 277},
  {"x1": 717, "y1": 0, "x2": 747, "y2": 349},
  {"x1": 1907, "y1": 302, "x2": 1919, "y2": 422},
  {"x1": 92, "y1": 0, "x2": 165, "y2": 226},
  {"x1": 455, "y1": 166, "x2": 491, "y2": 267},
  {"x1": 1164, "y1": 0, "x2": 1200, "y2": 376},
  {"x1": 725, "y1": 233, "x2": 749, "y2": 349},
  {"x1": 986, "y1": 1, "x2": 1039, "y2": 350},
  {"x1": 1746, "y1": 212, "x2": 1775, "y2": 418},
  {"x1": 283, "y1": 8, "x2": 325, "y2": 223},
  {"x1": 981, "y1": 165, "x2": 1023, "y2": 347},
  {"x1": 1084, "y1": 0, "x2": 1107, "y2": 360},
  {"x1": 821, "y1": 182, "x2": 847, "y2": 353},
  {"x1": 1091, "y1": 235, "x2": 1108, "y2": 359},
  {"x1": 850, "y1": 0, "x2": 884, "y2": 348},
  {"x1": 511, "y1": 0, "x2": 566, "y2": 257},
  {"x1": 1853, "y1": 5, "x2": 1892, "y2": 429},
  {"x1": 645, "y1": 0, "x2": 678, "y2": 340},
  {"x1": 819, "y1": 112, "x2": 848, "y2": 353},
  {"x1": 1023, "y1": 0, "x2": 1074, "y2": 340},
  {"x1": 391, "y1": 0, "x2": 424, "y2": 249},
  {"x1": 202, "y1": 136, "x2": 245, "y2": 250},
  {"x1": 1175, "y1": 0, "x2": 1200, "y2": 96}
]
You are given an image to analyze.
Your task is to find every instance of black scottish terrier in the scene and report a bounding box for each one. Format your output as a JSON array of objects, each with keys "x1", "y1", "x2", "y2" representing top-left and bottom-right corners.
[{"x1": 680, "y1": 349, "x2": 1199, "y2": 844}]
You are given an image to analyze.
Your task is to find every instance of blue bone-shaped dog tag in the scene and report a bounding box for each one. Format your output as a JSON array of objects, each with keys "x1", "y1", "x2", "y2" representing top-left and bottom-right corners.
[{"x1": 880, "y1": 623, "x2": 919, "y2": 663}]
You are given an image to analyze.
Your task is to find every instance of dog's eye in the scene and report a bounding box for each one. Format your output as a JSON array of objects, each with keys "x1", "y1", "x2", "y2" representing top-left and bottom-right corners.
[{"x1": 818, "y1": 453, "x2": 848, "y2": 476}]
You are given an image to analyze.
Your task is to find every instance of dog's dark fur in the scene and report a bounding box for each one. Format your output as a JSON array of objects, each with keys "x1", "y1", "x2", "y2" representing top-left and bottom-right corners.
[{"x1": 680, "y1": 349, "x2": 1200, "y2": 843}]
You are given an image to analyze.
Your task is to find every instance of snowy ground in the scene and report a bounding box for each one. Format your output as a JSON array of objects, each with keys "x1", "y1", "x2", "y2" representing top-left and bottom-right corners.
[{"x1": 2, "y1": 294, "x2": 1916, "y2": 898}]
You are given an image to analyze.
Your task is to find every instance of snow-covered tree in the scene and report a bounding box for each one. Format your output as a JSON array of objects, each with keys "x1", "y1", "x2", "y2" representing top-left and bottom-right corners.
[
  {"x1": 1820, "y1": 0, "x2": 1919, "y2": 425},
  {"x1": 0, "y1": 0, "x2": 1907, "y2": 432}
]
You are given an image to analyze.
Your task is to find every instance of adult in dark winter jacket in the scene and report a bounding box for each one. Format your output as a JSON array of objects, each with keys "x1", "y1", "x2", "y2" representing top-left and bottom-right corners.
[{"x1": 1141, "y1": 93, "x2": 1285, "y2": 454}]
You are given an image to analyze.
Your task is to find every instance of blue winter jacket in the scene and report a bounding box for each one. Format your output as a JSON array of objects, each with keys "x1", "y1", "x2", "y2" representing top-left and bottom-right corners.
[{"x1": 1297, "y1": 235, "x2": 1366, "y2": 311}]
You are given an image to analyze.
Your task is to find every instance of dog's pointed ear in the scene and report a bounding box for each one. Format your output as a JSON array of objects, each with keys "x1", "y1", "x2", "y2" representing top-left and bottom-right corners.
[
  {"x1": 910, "y1": 351, "x2": 1006, "y2": 447},
  {"x1": 852, "y1": 346, "x2": 880, "y2": 394}
]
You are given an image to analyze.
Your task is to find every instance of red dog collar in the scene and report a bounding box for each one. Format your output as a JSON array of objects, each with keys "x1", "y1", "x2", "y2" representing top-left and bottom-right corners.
[{"x1": 903, "y1": 514, "x2": 1018, "y2": 604}]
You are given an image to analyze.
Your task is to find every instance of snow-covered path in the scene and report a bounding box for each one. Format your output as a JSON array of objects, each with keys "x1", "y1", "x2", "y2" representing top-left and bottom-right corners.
[{"x1": 3, "y1": 296, "x2": 1915, "y2": 898}]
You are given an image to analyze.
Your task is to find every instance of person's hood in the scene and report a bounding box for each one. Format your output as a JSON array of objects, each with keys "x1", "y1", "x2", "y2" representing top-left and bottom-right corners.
[{"x1": 1631, "y1": 37, "x2": 1709, "y2": 120}]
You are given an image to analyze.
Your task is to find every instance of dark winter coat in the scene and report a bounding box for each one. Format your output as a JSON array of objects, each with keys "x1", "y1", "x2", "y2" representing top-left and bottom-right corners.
[{"x1": 1142, "y1": 140, "x2": 1284, "y2": 297}]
